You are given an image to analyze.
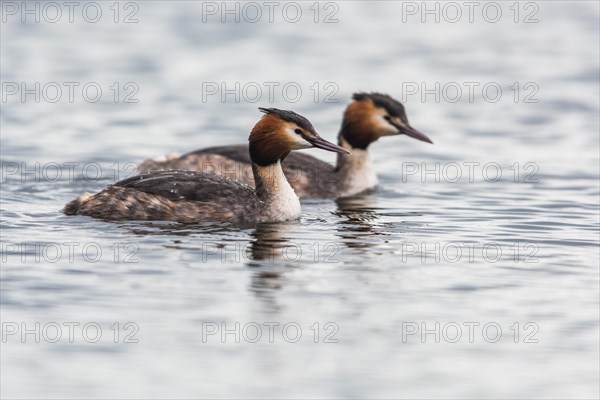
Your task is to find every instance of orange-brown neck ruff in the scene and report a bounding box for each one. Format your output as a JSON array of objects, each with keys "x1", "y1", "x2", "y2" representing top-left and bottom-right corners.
[
  {"x1": 339, "y1": 99, "x2": 380, "y2": 150},
  {"x1": 339, "y1": 93, "x2": 410, "y2": 150},
  {"x1": 249, "y1": 114, "x2": 293, "y2": 166}
]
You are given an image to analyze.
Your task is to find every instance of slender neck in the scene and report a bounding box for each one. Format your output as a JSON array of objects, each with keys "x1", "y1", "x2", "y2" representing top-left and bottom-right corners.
[
  {"x1": 252, "y1": 160, "x2": 301, "y2": 220},
  {"x1": 335, "y1": 135, "x2": 371, "y2": 170},
  {"x1": 331, "y1": 135, "x2": 378, "y2": 196},
  {"x1": 252, "y1": 161, "x2": 296, "y2": 200}
]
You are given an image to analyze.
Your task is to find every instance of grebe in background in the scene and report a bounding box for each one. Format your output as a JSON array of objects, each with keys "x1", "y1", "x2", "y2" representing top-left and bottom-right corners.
[
  {"x1": 64, "y1": 108, "x2": 349, "y2": 223},
  {"x1": 139, "y1": 93, "x2": 433, "y2": 198}
]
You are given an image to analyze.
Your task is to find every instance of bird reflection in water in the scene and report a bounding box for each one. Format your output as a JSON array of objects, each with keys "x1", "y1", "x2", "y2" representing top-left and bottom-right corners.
[
  {"x1": 333, "y1": 194, "x2": 392, "y2": 250},
  {"x1": 245, "y1": 222, "x2": 301, "y2": 312}
]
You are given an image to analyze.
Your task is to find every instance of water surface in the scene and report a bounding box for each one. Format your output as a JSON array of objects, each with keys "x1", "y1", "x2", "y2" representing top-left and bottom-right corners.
[{"x1": 1, "y1": 2, "x2": 599, "y2": 398}]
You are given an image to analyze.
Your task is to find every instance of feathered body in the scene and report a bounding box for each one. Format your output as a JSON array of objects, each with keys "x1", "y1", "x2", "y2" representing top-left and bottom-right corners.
[
  {"x1": 64, "y1": 109, "x2": 348, "y2": 223},
  {"x1": 138, "y1": 93, "x2": 432, "y2": 198}
]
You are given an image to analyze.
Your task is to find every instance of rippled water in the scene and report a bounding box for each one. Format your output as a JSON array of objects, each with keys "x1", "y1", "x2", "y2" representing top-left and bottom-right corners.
[{"x1": 1, "y1": 1, "x2": 599, "y2": 398}]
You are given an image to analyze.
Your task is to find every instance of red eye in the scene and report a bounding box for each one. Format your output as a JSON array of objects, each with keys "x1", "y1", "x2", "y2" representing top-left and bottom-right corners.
[
  {"x1": 294, "y1": 129, "x2": 302, "y2": 135},
  {"x1": 384, "y1": 115, "x2": 392, "y2": 121}
]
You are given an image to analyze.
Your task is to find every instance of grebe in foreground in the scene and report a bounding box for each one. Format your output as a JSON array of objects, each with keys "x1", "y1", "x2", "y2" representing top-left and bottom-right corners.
[
  {"x1": 64, "y1": 108, "x2": 349, "y2": 223},
  {"x1": 139, "y1": 93, "x2": 433, "y2": 198}
]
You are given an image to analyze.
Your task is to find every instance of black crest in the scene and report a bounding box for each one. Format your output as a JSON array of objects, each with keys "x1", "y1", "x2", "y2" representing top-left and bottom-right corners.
[
  {"x1": 258, "y1": 107, "x2": 317, "y2": 134},
  {"x1": 353, "y1": 92, "x2": 408, "y2": 122}
]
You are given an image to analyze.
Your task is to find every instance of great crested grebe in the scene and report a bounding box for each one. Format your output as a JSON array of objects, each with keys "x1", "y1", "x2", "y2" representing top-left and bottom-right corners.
[
  {"x1": 138, "y1": 93, "x2": 433, "y2": 198},
  {"x1": 63, "y1": 108, "x2": 349, "y2": 223}
]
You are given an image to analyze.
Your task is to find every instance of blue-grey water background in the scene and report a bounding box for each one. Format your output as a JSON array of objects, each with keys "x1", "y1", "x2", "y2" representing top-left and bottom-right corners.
[{"x1": 1, "y1": 1, "x2": 599, "y2": 398}]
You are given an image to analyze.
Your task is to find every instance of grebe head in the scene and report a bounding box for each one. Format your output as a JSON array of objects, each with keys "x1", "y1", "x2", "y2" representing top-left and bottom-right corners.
[
  {"x1": 340, "y1": 92, "x2": 433, "y2": 149},
  {"x1": 249, "y1": 107, "x2": 350, "y2": 166}
]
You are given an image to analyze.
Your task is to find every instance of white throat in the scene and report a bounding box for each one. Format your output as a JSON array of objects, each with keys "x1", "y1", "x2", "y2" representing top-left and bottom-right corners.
[
  {"x1": 254, "y1": 161, "x2": 301, "y2": 221},
  {"x1": 335, "y1": 137, "x2": 378, "y2": 196}
]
